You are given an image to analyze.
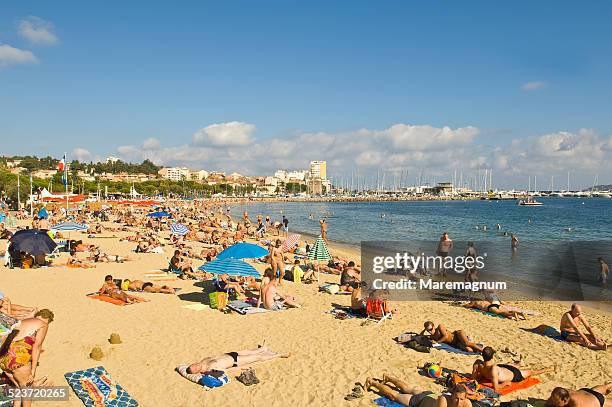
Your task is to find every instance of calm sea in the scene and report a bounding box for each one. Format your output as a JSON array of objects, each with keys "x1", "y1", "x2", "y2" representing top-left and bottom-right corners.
[{"x1": 231, "y1": 197, "x2": 612, "y2": 246}]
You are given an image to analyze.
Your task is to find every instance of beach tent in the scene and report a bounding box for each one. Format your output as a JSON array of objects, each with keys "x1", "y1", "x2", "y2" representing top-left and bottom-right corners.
[
  {"x1": 198, "y1": 258, "x2": 260, "y2": 277},
  {"x1": 216, "y1": 243, "x2": 268, "y2": 261}
]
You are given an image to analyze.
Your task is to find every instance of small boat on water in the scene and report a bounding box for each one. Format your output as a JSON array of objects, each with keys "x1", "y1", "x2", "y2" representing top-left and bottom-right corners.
[{"x1": 518, "y1": 197, "x2": 543, "y2": 206}]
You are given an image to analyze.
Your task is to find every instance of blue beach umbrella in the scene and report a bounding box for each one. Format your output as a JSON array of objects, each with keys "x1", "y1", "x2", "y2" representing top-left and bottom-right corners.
[
  {"x1": 170, "y1": 223, "x2": 189, "y2": 236},
  {"x1": 147, "y1": 211, "x2": 171, "y2": 218},
  {"x1": 198, "y1": 258, "x2": 260, "y2": 277},
  {"x1": 216, "y1": 242, "x2": 268, "y2": 260},
  {"x1": 37, "y1": 207, "x2": 48, "y2": 219}
]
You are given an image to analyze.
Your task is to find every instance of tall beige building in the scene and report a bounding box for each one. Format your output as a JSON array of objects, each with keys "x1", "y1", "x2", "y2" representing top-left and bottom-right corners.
[{"x1": 309, "y1": 161, "x2": 327, "y2": 180}]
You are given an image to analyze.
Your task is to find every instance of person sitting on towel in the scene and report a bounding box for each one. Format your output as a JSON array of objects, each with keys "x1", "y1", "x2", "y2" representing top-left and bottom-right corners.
[
  {"x1": 186, "y1": 345, "x2": 290, "y2": 375},
  {"x1": 262, "y1": 277, "x2": 301, "y2": 311},
  {"x1": 98, "y1": 275, "x2": 137, "y2": 303},
  {"x1": 559, "y1": 303, "x2": 608, "y2": 350},
  {"x1": 472, "y1": 346, "x2": 553, "y2": 393},
  {"x1": 215, "y1": 273, "x2": 246, "y2": 298}
]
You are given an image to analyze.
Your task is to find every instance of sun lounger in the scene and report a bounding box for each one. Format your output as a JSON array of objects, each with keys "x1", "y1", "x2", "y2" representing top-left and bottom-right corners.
[{"x1": 365, "y1": 298, "x2": 392, "y2": 325}]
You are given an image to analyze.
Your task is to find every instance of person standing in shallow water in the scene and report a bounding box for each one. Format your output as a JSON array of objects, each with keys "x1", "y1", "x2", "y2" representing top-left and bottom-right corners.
[{"x1": 320, "y1": 219, "x2": 327, "y2": 242}]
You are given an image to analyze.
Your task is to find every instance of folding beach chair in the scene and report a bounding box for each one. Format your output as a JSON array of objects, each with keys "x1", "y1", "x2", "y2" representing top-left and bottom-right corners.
[{"x1": 365, "y1": 298, "x2": 392, "y2": 325}]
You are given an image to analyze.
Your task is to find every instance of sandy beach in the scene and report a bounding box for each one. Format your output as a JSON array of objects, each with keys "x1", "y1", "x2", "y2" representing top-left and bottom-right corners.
[{"x1": 1, "y1": 219, "x2": 610, "y2": 407}]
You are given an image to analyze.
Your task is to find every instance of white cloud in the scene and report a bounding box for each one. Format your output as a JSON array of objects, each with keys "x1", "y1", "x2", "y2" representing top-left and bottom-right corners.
[
  {"x1": 142, "y1": 137, "x2": 161, "y2": 150},
  {"x1": 192, "y1": 121, "x2": 255, "y2": 147},
  {"x1": 113, "y1": 123, "x2": 612, "y2": 188},
  {"x1": 0, "y1": 44, "x2": 38, "y2": 67},
  {"x1": 18, "y1": 17, "x2": 58, "y2": 45},
  {"x1": 521, "y1": 81, "x2": 545, "y2": 91},
  {"x1": 72, "y1": 147, "x2": 92, "y2": 162}
]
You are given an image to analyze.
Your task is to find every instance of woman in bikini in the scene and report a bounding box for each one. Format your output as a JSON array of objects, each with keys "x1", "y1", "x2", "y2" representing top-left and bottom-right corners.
[{"x1": 0, "y1": 309, "x2": 54, "y2": 407}]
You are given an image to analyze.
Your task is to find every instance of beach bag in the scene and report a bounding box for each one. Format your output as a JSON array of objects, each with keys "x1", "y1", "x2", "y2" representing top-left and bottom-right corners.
[
  {"x1": 200, "y1": 370, "x2": 230, "y2": 388},
  {"x1": 321, "y1": 284, "x2": 340, "y2": 294},
  {"x1": 209, "y1": 292, "x2": 228, "y2": 310}
]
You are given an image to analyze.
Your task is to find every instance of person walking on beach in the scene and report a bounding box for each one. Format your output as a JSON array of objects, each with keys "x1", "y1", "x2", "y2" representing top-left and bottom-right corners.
[
  {"x1": 436, "y1": 232, "x2": 453, "y2": 277},
  {"x1": 511, "y1": 233, "x2": 519, "y2": 250},
  {"x1": 320, "y1": 219, "x2": 327, "y2": 242},
  {"x1": 282, "y1": 215, "x2": 289, "y2": 237},
  {"x1": 598, "y1": 257, "x2": 608, "y2": 285}
]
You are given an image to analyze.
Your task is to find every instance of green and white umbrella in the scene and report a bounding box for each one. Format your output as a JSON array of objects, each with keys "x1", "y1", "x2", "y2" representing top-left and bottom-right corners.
[
  {"x1": 307, "y1": 235, "x2": 332, "y2": 261},
  {"x1": 308, "y1": 235, "x2": 332, "y2": 282}
]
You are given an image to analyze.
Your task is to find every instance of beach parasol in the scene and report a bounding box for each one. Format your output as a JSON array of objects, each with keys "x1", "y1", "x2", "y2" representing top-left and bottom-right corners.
[
  {"x1": 146, "y1": 211, "x2": 171, "y2": 218},
  {"x1": 51, "y1": 222, "x2": 88, "y2": 232},
  {"x1": 307, "y1": 235, "x2": 332, "y2": 262},
  {"x1": 37, "y1": 207, "x2": 48, "y2": 219},
  {"x1": 9, "y1": 229, "x2": 57, "y2": 255},
  {"x1": 170, "y1": 223, "x2": 189, "y2": 236},
  {"x1": 198, "y1": 258, "x2": 260, "y2": 277},
  {"x1": 51, "y1": 221, "x2": 88, "y2": 250},
  {"x1": 308, "y1": 235, "x2": 332, "y2": 282},
  {"x1": 216, "y1": 242, "x2": 268, "y2": 260},
  {"x1": 281, "y1": 233, "x2": 301, "y2": 252}
]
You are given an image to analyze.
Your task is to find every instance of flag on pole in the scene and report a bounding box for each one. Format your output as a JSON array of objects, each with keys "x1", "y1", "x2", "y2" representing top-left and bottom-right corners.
[{"x1": 58, "y1": 154, "x2": 68, "y2": 186}]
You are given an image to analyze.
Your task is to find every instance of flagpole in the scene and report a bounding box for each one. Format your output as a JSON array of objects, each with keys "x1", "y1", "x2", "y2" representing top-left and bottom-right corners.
[
  {"x1": 17, "y1": 174, "x2": 21, "y2": 211},
  {"x1": 30, "y1": 173, "x2": 33, "y2": 217},
  {"x1": 64, "y1": 152, "x2": 69, "y2": 216}
]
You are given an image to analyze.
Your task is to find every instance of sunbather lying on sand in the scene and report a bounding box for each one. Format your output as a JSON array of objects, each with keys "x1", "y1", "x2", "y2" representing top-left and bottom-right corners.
[
  {"x1": 98, "y1": 275, "x2": 138, "y2": 303},
  {"x1": 420, "y1": 321, "x2": 483, "y2": 353},
  {"x1": 463, "y1": 300, "x2": 526, "y2": 320},
  {"x1": 127, "y1": 280, "x2": 175, "y2": 294},
  {"x1": 186, "y1": 344, "x2": 290, "y2": 375},
  {"x1": 472, "y1": 346, "x2": 553, "y2": 393},
  {"x1": 363, "y1": 375, "x2": 471, "y2": 407},
  {"x1": 559, "y1": 303, "x2": 608, "y2": 350},
  {"x1": 0, "y1": 295, "x2": 37, "y2": 320},
  {"x1": 545, "y1": 383, "x2": 612, "y2": 407}
]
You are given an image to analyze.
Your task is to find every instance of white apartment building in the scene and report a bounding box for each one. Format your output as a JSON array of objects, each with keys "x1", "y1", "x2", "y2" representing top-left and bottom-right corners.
[
  {"x1": 309, "y1": 161, "x2": 327, "y2": 180},
  {"x1": 158, "y1": 167, "x2": 190, "y2": 181}
]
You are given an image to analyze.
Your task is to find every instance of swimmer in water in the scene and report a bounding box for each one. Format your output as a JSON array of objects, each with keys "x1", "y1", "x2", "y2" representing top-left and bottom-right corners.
[{"x1": 496, "y1": 223, "x2": 502, "y2": 230}]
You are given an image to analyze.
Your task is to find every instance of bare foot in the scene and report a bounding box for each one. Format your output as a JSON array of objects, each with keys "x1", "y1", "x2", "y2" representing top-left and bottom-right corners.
[
  {"x1": 382, "y1": 373, "x2": 390, "y2": 384},
  {"x1": 364, "y1": 377, "x2": 374, "y2": 391}
]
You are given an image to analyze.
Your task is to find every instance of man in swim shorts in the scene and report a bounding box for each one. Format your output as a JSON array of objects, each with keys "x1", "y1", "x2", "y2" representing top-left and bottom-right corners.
[
  {"x1": 546, "y1": 383, "x2": 612, "y2": 407},
  {"x1": 363, "y1": 375, "x2": 471, "y2": 407},
  {"x1": 560, "y1": 303, "x2": 607, "y2": 350},
  {"x1": 473, "y1": 347, "x2": 553, "y2": 393},
  {"x1": 421, "y1": 321, "x2": 483, "y2": 353},
  {"x1": 127, "y1": 280, "x2": 175, "y2": 294},
  {"x1": 186, "y1": 345, "x2": 290, "y2": 374}
]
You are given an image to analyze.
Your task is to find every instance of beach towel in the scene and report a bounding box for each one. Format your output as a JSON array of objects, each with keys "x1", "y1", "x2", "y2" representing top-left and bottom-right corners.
[
  {"x1": 374, "y1": 397, "x2": 405, "y2": 407},
  {"x1": 479, "y1": 377, "x2": 541, "y2": 396},
  {"x1": 86, "y1": 293, "x2": 148, "y2": 306},
  {"x1": 227, "y1": 300, "x2": 270, "y2": 315},
  {"x1": 469, "y1": 308, "x2": 507, "y2": 319},
  {"x1": 175, "y1": 365, "x2": 230, "y2": 390},
  {"x1": 433, "y1": 343, "x2": 481, "y2": 356},
  {"x1": 64, "y1": 365, "x2": 138, "y2": 406}
]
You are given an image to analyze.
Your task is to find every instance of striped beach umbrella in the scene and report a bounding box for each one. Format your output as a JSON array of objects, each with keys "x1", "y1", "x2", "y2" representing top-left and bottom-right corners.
[
  {"x1": 307, "y1": 235, "x2": 332, "y2": 261},
  {"x1": 198, "y1": 258, "x2": 260, "y2": 277},
  {"x1": 281, "y1": 233, "x2": 301, "y2": 252},
  {"x1": 170, "y1": 223, "x2": 189, "y2": 236},
  {"x1": 51, "y1": 222, "x2": 88, "y2": 231}
]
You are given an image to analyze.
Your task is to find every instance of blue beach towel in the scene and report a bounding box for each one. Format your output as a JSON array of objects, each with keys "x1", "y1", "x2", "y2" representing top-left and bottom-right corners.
[
  {"x1": 64, "y1": 366, "x2": 138, "y2": 406},
  {"x1": 374, "y1": 396, "x2": 406, "y2": 407},
  {"x1": 469, "y1": 308, "x2": 507, "y2": 319}
]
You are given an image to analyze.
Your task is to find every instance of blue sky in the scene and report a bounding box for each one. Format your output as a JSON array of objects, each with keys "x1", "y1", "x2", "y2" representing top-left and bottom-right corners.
[{"x1": 1, "y1": 1, "x2": 612, "y2": 188}]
